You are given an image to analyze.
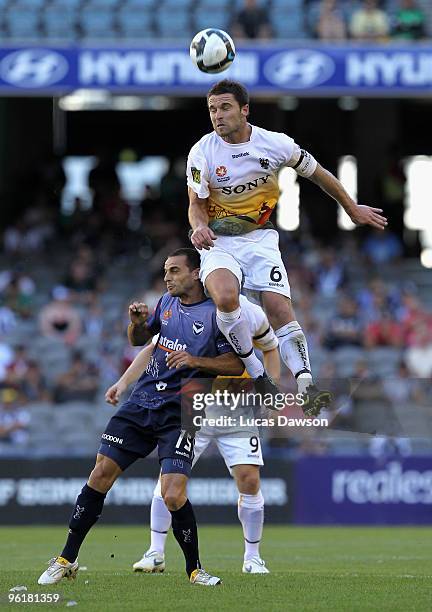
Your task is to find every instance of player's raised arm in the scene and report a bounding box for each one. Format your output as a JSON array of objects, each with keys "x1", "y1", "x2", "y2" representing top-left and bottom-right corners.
[
  {"x1": 188, "y1": 188, "x2": 217, "y2": 250},
  {"x1": 308, "y1": 163, "x2": 388, "y2": 230},
  {"x1": 127, "y1": 301, "x2": 153, "y2": 346},
  {"x1": 285, "y1": 142, "x2": 387, "y2": 230}
]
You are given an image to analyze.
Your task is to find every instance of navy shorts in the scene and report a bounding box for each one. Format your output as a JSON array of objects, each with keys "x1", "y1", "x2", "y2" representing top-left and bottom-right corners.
[{"x1": 98, "y1": 401, "x2": 194, "y2": 475}]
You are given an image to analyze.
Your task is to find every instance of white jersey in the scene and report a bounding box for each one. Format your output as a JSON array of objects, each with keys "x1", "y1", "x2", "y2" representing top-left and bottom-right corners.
[
  {"x1": 187, "y1": 123, "x2": 316, "y2": 235},
  {"x1": 151, "y1": 294, "x2": 277, "y2": 353}
]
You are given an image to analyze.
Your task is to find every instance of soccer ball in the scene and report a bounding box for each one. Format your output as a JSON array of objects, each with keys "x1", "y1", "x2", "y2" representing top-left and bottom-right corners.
[{"x1": 190, "y1": 29, "x2": 236, "y2": 74}]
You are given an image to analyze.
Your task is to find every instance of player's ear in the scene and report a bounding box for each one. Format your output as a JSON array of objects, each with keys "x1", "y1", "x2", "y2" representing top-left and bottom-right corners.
[
  {"x1": 192, "y1": 267, "x2": 200, "y2": 281},
  {"x1": 241, "y1": 104, "x2": 249, "y2": 119}
]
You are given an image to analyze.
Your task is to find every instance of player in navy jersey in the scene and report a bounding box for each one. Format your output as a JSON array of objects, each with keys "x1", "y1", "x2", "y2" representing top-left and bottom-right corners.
[{"x1": 38, "y1": 248, "x2": 243, "y2": 588}]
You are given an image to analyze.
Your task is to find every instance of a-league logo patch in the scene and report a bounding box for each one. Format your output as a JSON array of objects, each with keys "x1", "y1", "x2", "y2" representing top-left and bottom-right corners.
[
  {"x1": 193, "y1": 320, "x2": 204, "y2": 335},
  {"x1": 191, "y1": 167, "x2": 201, "y2": 183},
  {"x1": 259, "y1": 158, "x2": 270, "y2": 169}
]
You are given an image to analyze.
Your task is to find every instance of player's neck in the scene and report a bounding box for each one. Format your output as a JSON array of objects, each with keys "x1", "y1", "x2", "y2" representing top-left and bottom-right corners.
[
  {"x1": 221, "y1": 123, "x2": 252, "y2": 145},
  {"x1": 179, "y1": 288, "x2": 206, "y2": 305}
]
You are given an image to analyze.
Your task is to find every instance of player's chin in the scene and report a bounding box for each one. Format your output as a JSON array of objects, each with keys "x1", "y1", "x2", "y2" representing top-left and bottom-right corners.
[{"x1": 167, "y1": 287, "x2": 180, "y2": 296}]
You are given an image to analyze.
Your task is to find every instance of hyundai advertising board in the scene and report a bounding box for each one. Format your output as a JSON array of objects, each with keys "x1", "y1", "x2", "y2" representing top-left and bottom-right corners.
[{"x1": 0, "y1": 44, "x2": 432, "y2": 95}]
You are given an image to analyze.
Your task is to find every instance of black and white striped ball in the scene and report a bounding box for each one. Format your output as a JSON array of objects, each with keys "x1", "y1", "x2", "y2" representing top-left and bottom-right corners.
[{"x1": 190, "y1": 29, "x2": 236, "y2": 74}]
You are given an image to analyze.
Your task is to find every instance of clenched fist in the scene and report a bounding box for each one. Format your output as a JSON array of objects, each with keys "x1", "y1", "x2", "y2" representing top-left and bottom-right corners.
[{"x1": 129, "y1": 302, "x2": 149, "y2": 325}]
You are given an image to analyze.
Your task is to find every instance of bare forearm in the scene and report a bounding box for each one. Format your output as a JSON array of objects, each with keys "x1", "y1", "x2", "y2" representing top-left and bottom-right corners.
[
  {"x1": 127, "y1": 323, "x2": 152, "y2": 346},
  {"x1": 192, "y1": 353, "x2": 244, "y2": 376},
  {"x1": 309, "y1": 164, "x2": 357, "y2": 215},
  {"x1": 263, "y1": 348, "x2": 281, "y2": 383},
  {"x1": 188, "y1": 189, "x2": 209, "y2": 230},
  {"x1": 119, "y1": 345, "x2": 152, "y2": 386}
]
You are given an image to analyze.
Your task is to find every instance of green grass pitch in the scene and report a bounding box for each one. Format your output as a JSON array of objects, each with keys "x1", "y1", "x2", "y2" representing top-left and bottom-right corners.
[{"x1": 0, "y1": 526, "x2": 431, "y2": 611}]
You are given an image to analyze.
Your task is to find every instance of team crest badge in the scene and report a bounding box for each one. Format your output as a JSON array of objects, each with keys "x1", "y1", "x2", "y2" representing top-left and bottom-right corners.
[
  {"x1": 191, "y1": 167, "x2": 201, "y2": 183},
  {"x1": 193, "y1": 321, "x2": 204, "y2": 335},
  {"x1": 216, "y1": 165, "x2": 227, "y2": 177},
  {"x1": 163, "y1": 309, "x2": 172, "y2": 319},
  {"x1": 259, "y1": 158, "x2": 270, "y2": 169}
]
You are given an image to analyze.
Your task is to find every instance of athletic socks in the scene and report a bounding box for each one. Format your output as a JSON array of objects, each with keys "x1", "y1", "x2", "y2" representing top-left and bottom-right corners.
[
  {"x1": 217, "y1": 307, "x2": 265, "y2": 378},
  {"x1": 61, "y1": 484, "x2": 106, "y2": 563},
  {"x1": 238, "y1": 491, "x2": 265, "y2": 561},
  {"x1": 149, "y1": 481, "x2": 171, "y2": 554},
  {"x1": 169, "y1": 499, "x2": 201, "y2": 577},
  {"x1": 275, "y1": 321, "x2": 313, "y2": 391}
]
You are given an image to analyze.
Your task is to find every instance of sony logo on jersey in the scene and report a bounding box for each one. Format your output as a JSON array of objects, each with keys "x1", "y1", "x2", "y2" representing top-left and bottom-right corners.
[
  {"x1": 221, "y1": 174, "x2": 270, "y2": 195},
  {"x1": 232, "y1": 152, "x2": 250, "y2": 158},
  {"x1": 158, "y1": 336, "x2": 187, "y2": 351}
]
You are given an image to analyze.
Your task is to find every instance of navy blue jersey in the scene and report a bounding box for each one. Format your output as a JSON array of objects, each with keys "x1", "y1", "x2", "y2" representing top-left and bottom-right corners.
[{"x1": 128, "y1": 293, "x2": 232, "y2": 410}]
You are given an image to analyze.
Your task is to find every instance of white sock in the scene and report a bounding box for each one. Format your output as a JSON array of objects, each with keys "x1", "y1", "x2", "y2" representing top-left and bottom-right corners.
[
  {"x1": 149, "y1": 480, "x2": 171, "y2": 554},
  {"x1": 275, "y1": 321, "x2": 313, "y2": 391},
  {"x1": 217, "y1": 307, "x2": 264, "y2": 378},
  {"x1": 238, "y1": 491, "x2": 264, "y2": 561}
]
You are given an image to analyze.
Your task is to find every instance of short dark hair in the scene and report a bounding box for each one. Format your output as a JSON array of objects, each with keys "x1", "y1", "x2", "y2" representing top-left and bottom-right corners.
[
  {"x1": 207, "y1": 79, "x2": 249, "y2": 109},
  {"x1": 168, "y1": 248, "x2": 200, "y2": 271}
]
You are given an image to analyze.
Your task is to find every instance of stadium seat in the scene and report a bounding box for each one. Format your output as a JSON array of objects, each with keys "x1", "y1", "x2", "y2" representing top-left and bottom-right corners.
[
  {"x1": 270, "y1": 10, "x2": 308, "y2": 39},
  {"x1": 5, "y1": 9, "x2": 42, "y2": 39},
  {"x1": 49, "y1": 0, "x2": 81, "y2": 7},
  {"x1": 124, "y1": 0, "x2": 157, "y2": 7},
  {"x1": 13, "y1": 0, "x2": 45, "y2": 8},
  {"x1": 366, "y1": 348, "x2": 403, "y2": 377},
  {"x1": 162, "y1": 0, "x2": 193, "y2": 7},
  {"x1": 117, "y1": 8, "x2": 154, "y2": 38},
  {"x1": 80, "y1": 7, "x2": 117, "y2": 39},
  {"x1": 305, "y1": 0, "x2": 322, "y2": 35},
  {"x1": 85, "y1": 0, "x2": 120, "y2": 7},
  {"x1": 333, "y1": 347, "x2": 365, "y2": 377},
  {"x1": 194, "y1": 9, "x2": 230, "y2": 33},
  {"x1": 198, "y1": 0, "x2": 231, "y2": 8},
  {"x1": 155, "y1": 8, "x2": 192, "y2": 38},
  {"x1": 43, "y1": 7, "x2": 78, "y2": 40}
]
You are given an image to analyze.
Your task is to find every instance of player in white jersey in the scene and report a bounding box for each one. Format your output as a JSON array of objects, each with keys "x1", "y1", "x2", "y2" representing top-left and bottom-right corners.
[
  {"x1": 105, "y1": 294, "x2": 280, "y2": 574},
  {"x1": 187, "y1": 79, "x2": 388, "y2": 405}
]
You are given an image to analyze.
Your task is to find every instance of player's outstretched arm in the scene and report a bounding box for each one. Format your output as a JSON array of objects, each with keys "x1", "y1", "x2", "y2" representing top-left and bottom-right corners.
[
  {"x1": 308, "y1": 164, "x2": 388, "y2": 230},
  {"x1": 105, "y1": 343, "x2": 153, "y2": 405},
  {"x1": 188, "y1": 187, "x2": 216, "y2": 250},
  {"x1": 167, "y1": 350, "x2": 244, "y2": 376},
  {"x1": 262, "y1": 348, "x2": 281, "y2": 384},
  {"x1": 127, "y1": 302, "x2": 153, "y2": 346}
]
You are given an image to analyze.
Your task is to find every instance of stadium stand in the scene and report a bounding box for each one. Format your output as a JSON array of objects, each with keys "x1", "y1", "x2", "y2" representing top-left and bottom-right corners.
[
  {"x1": 0, "y1": 0, "x2": 430, "y2": 41},
  {"x1": 0, "y1": 152, "x2": 431, "y2": 459}
]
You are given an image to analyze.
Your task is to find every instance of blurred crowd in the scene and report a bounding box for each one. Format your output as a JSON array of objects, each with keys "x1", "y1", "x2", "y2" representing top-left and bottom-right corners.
[
  {"x1": 0, "y1": 150, "x2": 430, "y2": 457},
  {"x1": 232, "y1": 0, "x2": 430, "y2": 41}
]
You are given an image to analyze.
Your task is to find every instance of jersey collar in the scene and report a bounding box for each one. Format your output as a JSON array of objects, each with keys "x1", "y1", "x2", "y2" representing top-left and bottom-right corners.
[{"x1": 214, "y1": 123, "x2": 255, "y2": 148}]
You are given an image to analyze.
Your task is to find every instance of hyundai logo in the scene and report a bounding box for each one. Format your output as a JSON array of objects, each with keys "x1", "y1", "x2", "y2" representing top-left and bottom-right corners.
[
  {"x1": 0, "y1": 49, "x2": 68, "y2": 87},
  {"x1": 264, "y1": 50, "x2": 335, "y2": 89}
]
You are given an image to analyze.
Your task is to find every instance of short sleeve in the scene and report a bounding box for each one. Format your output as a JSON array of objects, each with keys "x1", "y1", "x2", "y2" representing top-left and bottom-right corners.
[
  {"x1": 275, "y1": 132, "x2": 296, "y2": 166},
  {"x1": 285, "y1": 139, "x2": 317, "y2": 178},
  {"x1": 186, "y1": 143, "x2": 210, "y2": 199},
  {"x1": 146, "y1": 297, "x2": 163, "y2": 335}
]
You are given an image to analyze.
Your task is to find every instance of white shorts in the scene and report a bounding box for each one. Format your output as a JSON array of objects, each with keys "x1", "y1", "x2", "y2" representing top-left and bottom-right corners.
[
  {"x1": 199, "y1": 228, "x2": 291, "y2": 298},
  {"x1": 193, "y1": 432, "x2": 264, "y2": 474}
]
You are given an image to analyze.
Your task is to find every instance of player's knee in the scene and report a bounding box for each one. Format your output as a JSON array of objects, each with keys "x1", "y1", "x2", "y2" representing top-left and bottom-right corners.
[
  {"x1": 235, "y1": 468, "x2": 260, "y2": 495},
  {"x1": 88, "y1": 460, "x2": 119, "y2": 493},
  {"x1": 162, "y1": 490, "x2": 184, "y2": 511},
  {"x1": 214, "y1": 289, "x2": 240, "y2": 313}
]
